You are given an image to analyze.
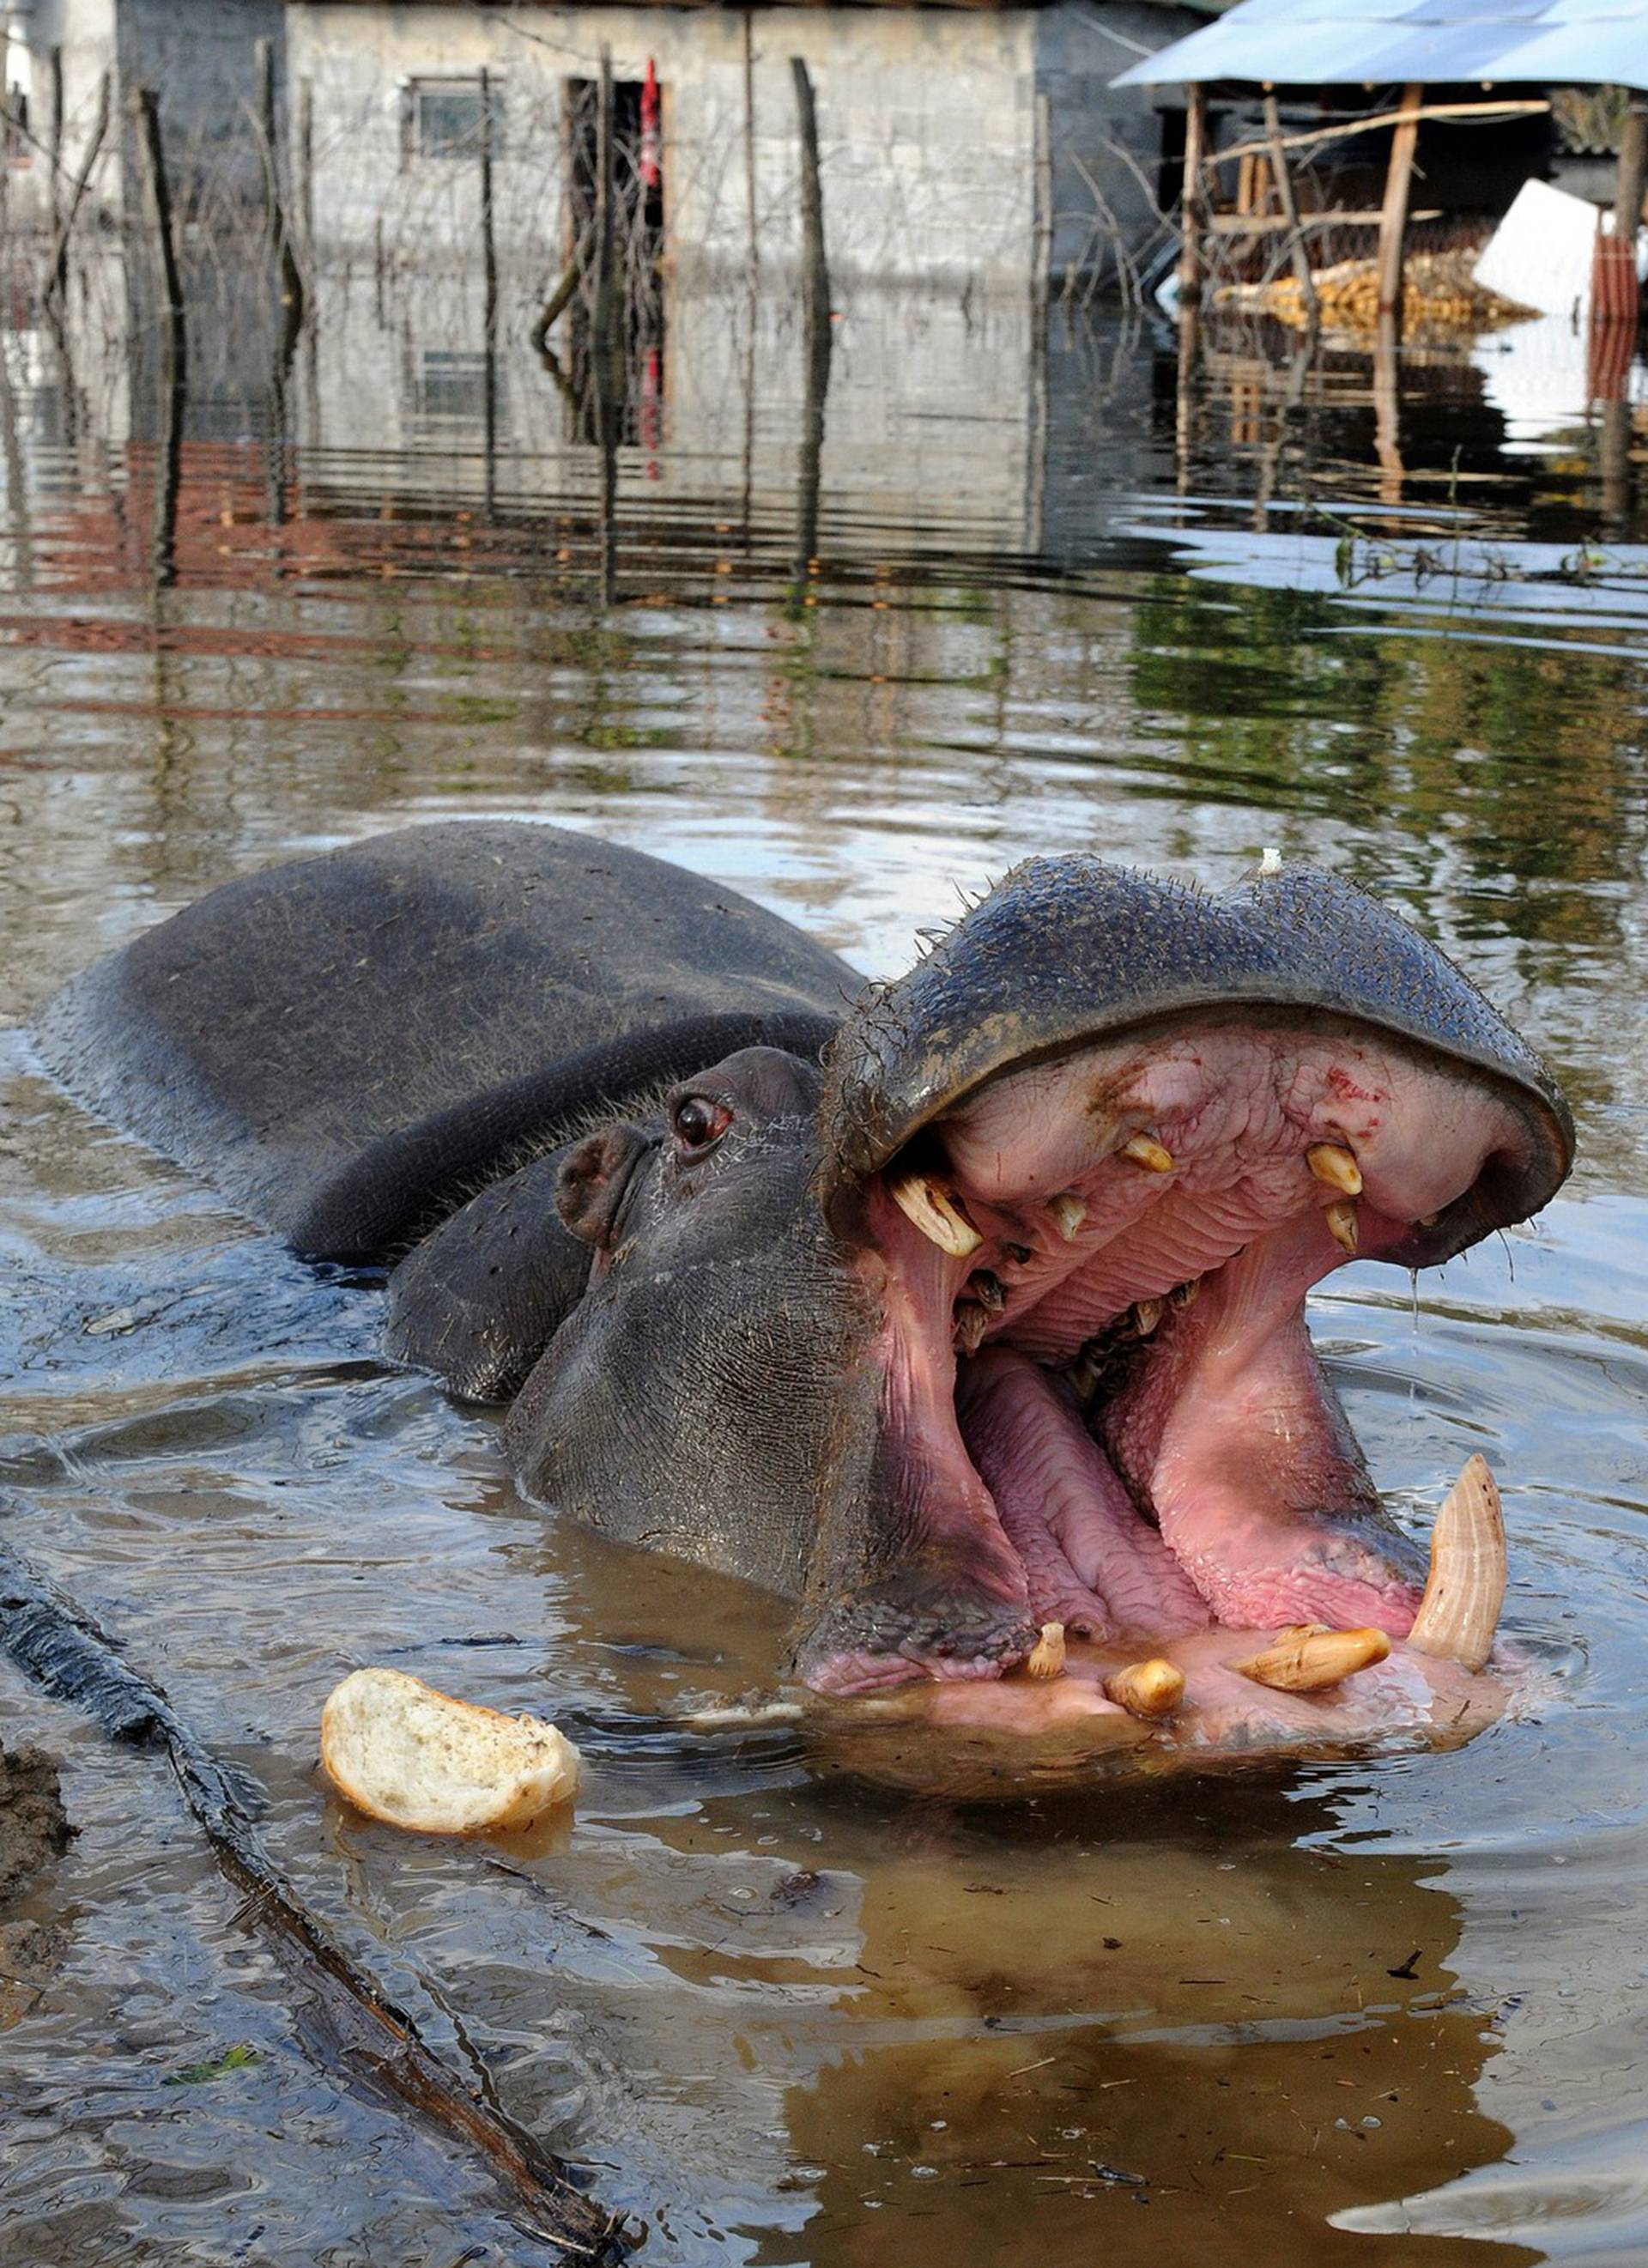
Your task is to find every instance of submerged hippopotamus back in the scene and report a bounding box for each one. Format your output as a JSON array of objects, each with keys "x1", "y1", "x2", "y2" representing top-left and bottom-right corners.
[{"x1": 36, "y1": 822, "x2": 1574, "y2": 1758}]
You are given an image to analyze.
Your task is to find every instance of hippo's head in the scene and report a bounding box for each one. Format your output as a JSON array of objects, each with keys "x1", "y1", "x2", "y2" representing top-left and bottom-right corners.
[{"x1": 505, "y1": 857, "x2": 1572, "y2": 1736}]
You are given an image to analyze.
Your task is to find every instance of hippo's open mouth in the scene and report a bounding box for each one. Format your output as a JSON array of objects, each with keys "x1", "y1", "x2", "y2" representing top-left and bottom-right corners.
[{"x1": 804, "y1": 860, "x2": 1573, "y2": 1705}]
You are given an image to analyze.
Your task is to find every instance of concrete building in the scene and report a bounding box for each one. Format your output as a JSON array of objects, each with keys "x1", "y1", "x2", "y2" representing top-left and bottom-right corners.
[{"x1": 286, "y1": 0, "x2": 1203, "y2": 292}]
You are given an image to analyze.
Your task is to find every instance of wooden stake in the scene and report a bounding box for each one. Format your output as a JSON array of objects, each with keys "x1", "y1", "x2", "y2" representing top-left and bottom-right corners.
[
  {"x1": 791, "y1": 56, "x2": 831, "y2": 597},
  {"x1": 1377, "y1": 82, "x2": 1422, "y2": 322},
  {"x1": 1263, "y1": 93, "x2": 1317, "y2": 321},
  {"x1": 129, "y1": 88, "x2": 186, "y2": 585},
  {"x1": 1614, "y1": 95, "x2": 1646, "y2": 331},
  {"x1": 592, "y1": 46, "x2": 616, "y2": 365},
  {"x1": 256, "y1": 36, "x2": 304, "y2": 321},
  {"x1": 45, "y1": 67, "x2": 108, "y2": 307},
  {"x1": 479, "y1": 64, "x2": 497, "y2": 516},
  {"x1": 1177, "y1": 83, "x2": 1206, "y2": 311}
]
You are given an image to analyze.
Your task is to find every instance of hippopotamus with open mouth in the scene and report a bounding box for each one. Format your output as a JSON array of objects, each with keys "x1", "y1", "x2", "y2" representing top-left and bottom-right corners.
[{"x1": 36, "y1": 822, "x2": 1573, "y2": 1757}]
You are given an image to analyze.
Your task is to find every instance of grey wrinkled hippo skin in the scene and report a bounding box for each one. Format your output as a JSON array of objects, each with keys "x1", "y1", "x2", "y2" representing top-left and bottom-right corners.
[{"x1": 36, "y1": 822, "x2": 1574, "y2": 1698}]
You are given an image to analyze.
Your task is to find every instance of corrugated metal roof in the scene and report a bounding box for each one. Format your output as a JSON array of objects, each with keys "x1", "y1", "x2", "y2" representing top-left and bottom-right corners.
[{"x1": 1112, "y1": 0, "x2": 1648, "y2": 89}]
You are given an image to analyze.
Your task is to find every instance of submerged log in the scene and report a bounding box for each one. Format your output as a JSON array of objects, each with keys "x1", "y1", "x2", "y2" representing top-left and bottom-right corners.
[{"x1": 0, "y1": 1543, "x2": 634, "y2": 2263}]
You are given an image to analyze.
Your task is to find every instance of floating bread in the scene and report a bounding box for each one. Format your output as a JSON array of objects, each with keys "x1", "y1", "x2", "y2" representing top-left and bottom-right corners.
[{"x1": 321, "y1": 1666, "x2": 581, "y2": 1835}]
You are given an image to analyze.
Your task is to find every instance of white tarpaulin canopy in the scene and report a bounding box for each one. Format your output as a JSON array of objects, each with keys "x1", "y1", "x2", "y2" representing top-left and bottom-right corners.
[{"x1": 1112, "y1": 0, "x2": 1648, "y2": 91}]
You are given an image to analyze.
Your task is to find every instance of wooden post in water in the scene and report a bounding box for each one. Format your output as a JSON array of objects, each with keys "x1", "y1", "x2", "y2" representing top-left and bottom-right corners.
[
  {"x1": 256, "y1": 37, "x2": 304, "y2": 325},
  {"x1": 129, "y1": 87, "x2": 186, "y2": 585},
  {"x1": 592, "y1": 47, "x2": 617, "y2": 367},
  {"x1": 479, "y1": 65, "x2": 497, "y2": 517},
  {"x1": 1615, "y1": 92, "x2": 1646, "y2": 330},
  {"x1": 1176, "y1": 84, "x2": 1206, "y2": 312},
  {"x1": 591, "y1": 47, "x2": 620, "y2": 604},
  {"x1": 1377, "y1": 82, "x2": 1422, "y2": 323},
  {"x1": 46, "y1": 69, "x2": 108, "y2": 308},
  {"x1": 48, "y1": 46, "x2": 64, "y2": 248},
  {"x1": 790, "y1": 56, "x2": 831, "y2": 594},
  {"x1": 1263, "y1": 93, "x2": 1317, "y2": 322}
]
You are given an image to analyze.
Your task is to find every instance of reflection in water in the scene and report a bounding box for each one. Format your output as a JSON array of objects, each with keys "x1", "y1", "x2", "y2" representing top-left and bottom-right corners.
[{"x1": 0, "y1": 256, "x2": 1645, "y2": 2265}]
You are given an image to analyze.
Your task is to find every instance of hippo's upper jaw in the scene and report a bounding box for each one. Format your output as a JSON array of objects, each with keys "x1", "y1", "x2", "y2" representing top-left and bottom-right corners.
[{"x1": 799, "y1": 858, "x2": 1573, "y2": 1710}]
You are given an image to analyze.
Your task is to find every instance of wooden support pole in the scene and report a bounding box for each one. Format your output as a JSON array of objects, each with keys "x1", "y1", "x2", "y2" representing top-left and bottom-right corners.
[
  {"x1": 256, "y1": 36, "x2": 304, "y2": 321},
  {"x1": 791, "y1": 56, "x2": 829, "y2": 349},
  {"x1": 47, "y1": 45, "x2": 64, "y2": 245},
  {"x1": 1177, "y1": 83, "x2": 1206, "y2": 311},
  {"x1": 45, "y1": 67, "x2": 108, "y2": 307},
  {"x1": 1263, "y1": 92, "x2": 1317, "y2": 321},
  {"x1": 1615, "y1": 94, "x2": 1646, "y2": 330},
  {"x1": 129, "y1": 87, "x2": 186, "y2": 586},
  {"x1": 592, "y1": 46, "x2": 616, "y2": 365},
  {"x1": 791, "y1": 55, "x2": 831, "y2": 595},
  {"x1": 1377, "y1": 82, "x2": 1422, "y2": 321},
  {"x1": 478, "y1": 64, "x2": 497, "y2": 518}
]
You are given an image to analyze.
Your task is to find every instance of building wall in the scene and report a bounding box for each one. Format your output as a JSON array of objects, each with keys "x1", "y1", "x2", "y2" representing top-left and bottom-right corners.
[
  {"x1": 285, "y1": 2, "x2": 1039, "y2": 288},
  {"x1": 1034, "y1": 0, "x2": 1196, "y2": 289}
]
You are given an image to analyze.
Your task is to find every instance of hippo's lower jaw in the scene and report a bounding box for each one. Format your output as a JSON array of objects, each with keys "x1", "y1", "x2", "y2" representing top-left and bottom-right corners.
[{"x1": 799, "y1": 1006, "x2": 1542, "y2": 1711}]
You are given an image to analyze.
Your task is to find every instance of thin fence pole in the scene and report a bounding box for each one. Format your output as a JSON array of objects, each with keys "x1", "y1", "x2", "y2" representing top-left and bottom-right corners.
[
  {"x1": 128, "y1": 87, "x2": 186, "y2": 585},
  {"x1": 479, "y1": 65, "x2": 497, "y2": 517}
]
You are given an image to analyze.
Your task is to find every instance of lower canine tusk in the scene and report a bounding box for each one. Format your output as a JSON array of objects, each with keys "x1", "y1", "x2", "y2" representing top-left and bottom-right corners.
[
  {"x1": 1326, "y1": 1198, "x2": 1360, "y2": 1253},
  {"x1": 1231, "y1": 1625, "x2": 1390, "y2": 1693},
  {"x1": 888, "y1": 1170, "x2": 983, "y2": 1258},
  {"x1": 1407, "y1": 1453, "x2": 1506, "y2": 1672},
  {"x1": 1026, "y1": 1622, "x2": 1067, "y2": 1679},
  {"x1": 1103, "y1": 1658, "x2": 1184, "y2": 1719}
]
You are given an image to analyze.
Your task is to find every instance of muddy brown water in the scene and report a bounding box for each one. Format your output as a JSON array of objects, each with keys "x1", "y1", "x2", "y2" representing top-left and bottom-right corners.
[{"x1": 2, "y1": 300, "x2": 1647, "y2": 2265}]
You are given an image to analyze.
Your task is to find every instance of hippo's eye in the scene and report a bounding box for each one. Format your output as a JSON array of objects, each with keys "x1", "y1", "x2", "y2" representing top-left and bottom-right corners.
[{"x1": 670, "y1": 1095, "x2": 732, "y2": 1152}]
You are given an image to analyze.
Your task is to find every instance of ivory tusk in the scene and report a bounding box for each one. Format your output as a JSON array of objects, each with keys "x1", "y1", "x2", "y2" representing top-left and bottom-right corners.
[
  {"x1": 888, "y1": 1170, "x2": 983, "y2": 1258},
  {"x1": 1325, "y1": 1198, "x2": 1360, "y2": 1254},
  {"x1": 1103, "y1": 1658, "x2": 1184, "y2": 1719},
  {"x1": 1407, "y1": 1453, "x2": 1506, "y2": 1673},
  {"x1": 1307, "y1": 1142, "x2": 1363, "y2": 1197},
  {"x1": 1026, "y1": 1622, "x2": 1067, "y2": 1679},
  {"x1": 1048, "y1": 1192, "x2": 1088, "y2": 1242},
  {"x1": 1230, "y1": 1624, "x2": 1390, "y2": 1693},
  {"x1": 1120, "y1": 1133, "x2": 1174, "y2": 1173}
]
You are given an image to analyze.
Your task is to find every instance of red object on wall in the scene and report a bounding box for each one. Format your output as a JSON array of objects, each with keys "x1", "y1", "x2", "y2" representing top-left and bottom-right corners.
[{"x1": 640, "y1": 59, "x2": 661, "y2": 190}]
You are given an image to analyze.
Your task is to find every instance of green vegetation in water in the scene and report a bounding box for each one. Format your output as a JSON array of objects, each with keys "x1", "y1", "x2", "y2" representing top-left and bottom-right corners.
[{"x1": 163, "y1": 2042, "x2": 260, "y2": 2087}]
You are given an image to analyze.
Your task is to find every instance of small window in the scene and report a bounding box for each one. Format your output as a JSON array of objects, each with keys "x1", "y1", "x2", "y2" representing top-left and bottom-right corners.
[
  {"x1": 410, "y1": 350, "x2": 495, "y2": 425},
  {"x1": 403, "y1": 77, "x2": 502, "y2": 161}
]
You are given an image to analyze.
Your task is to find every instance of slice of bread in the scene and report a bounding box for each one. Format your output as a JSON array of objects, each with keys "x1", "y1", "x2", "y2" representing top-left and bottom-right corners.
[{"x1": 320, "y1": 1666, "x2": 581, "y2": 1834}]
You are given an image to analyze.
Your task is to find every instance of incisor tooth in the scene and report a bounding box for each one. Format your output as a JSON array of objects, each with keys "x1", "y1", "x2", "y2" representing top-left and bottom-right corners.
[
  {"x1": 1407, "y1": 1453, "x2": 1506, "y2": 1673},
  {"x1": 888, "y1": 1170, "x2": 983, "y2": 1258},
  {"x1": 1026, "y1": 1622, "x2": 1067, "y2": 1679},
  {"x1": 954, "y1": 1300, "x2": 991, "y2": 1354},
  {"x1": 1048, "y1": 1192, "x2": 1088, "y2": 1242},
  {"x1": 1307, "y1": 1142, "x2": 1363, "y2": 1197},
  {"x1": 1326, "y1": 1198, "x2": 1360, "y2": 1253},
  {"x1": 1134, "y1": 1298, "x2": 1165, "y2": 1337},
  {"x1": 1230, "y1": 1625, "x2": 1390, "y2": 1693},
  {"x1": 1103, "y1": 1658, "x2": 1184, "y2": 1719},
  {"x1": 1120, "y1": 1133, "x2": 1174, "y2": 1173}
]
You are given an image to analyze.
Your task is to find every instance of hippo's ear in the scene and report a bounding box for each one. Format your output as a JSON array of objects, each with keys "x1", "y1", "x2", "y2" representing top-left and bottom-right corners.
[{"x1": 557, "y1": 1123, "x2": 651, "y2": 1251}]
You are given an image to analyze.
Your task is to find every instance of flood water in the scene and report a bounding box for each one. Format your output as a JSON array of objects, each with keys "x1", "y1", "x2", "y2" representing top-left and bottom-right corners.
[{"x1": 3, "y1": 282, "x2": 1648, "y2": 2266}]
